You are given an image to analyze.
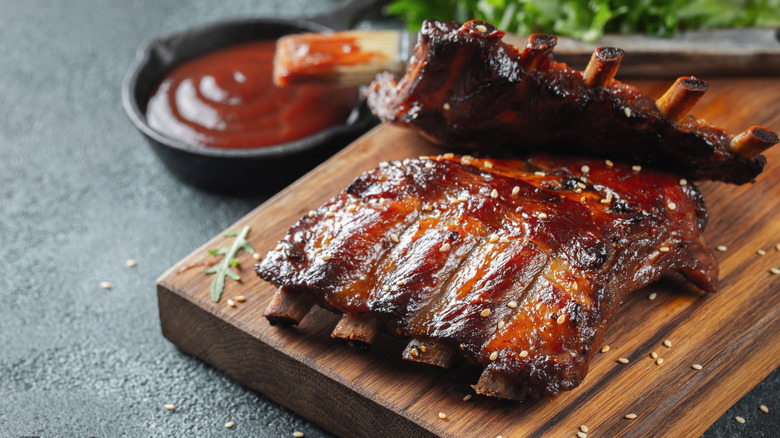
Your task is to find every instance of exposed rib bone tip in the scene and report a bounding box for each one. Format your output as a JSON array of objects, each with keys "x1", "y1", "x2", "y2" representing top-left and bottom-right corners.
[
  {"x1": 264, "y1": 286, "x2": 315, "y2": 326},
  {"x1": 330, "y1": 312, "x2": 378, "y2": 351},
  {"x1": 656, "y1": 76, "x2": 708, "y2": 123},
  {"x1": 583, "y1": 46, "x2": 624, "y2": 88},
  {"x1": 521, "y1": 34, "x2": 557, "y2": 69},
  {"x1": 475, "y1": 368, "x2": 528, "y2": 400},
  {"x1": 401, "y1": 339, "x2": 456, "y2": 368},
  {"x1": 731, "y1": 126, "x2": 779, "y2": 158}
]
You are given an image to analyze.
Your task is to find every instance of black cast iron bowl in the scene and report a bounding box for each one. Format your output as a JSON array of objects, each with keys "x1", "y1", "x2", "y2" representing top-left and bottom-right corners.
[{"x1": 122, "y1": 11, "x2": 380, "y2": 193}]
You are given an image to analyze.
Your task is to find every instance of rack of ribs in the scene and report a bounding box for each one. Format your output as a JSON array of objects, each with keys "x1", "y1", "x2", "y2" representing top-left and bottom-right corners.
[
  {"x1": 366, "y1": 20, "x2": 778, "y2": 185},
  {"x1": 255, "y1": 154, "x2": 717, "y2": 399}
]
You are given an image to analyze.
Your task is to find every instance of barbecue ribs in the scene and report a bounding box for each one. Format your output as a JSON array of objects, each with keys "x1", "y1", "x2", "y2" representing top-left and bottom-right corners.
[
  {"x1": 366, "y1": 20, "x2": 778, "y2": 185},
  {"x1": 255, "y1": 154, "x2": 717, "y2": 399}
]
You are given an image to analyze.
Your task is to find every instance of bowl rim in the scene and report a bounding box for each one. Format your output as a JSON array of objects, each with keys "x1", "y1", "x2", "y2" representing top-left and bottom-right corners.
[{"x1": 121, "y1": 17, "x2": 369, "y2": 159}]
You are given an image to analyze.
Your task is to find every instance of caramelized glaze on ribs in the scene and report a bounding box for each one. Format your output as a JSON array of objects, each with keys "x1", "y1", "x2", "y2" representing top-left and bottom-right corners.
[
  {"x1": 366, "y1": 20, "x2": 778, "y2": 185},
  {"x1": 256, "y1": 154, "x2": 718, "y2": 399}
]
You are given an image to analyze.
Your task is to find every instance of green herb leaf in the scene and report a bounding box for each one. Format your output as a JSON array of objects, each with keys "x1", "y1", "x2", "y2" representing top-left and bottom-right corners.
[{"x1": 204, "y1": 225, "x2": 254, "y2": 302}]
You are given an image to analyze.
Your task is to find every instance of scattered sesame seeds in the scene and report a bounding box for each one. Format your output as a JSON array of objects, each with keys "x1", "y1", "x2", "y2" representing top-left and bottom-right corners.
[
  {"x1": 308, "y1": 210, "x2": 315, "y2": 217},
  {"x1": 534, "y1": 171, "x2": 546, "y2": 176},
  {"x1": 461, "y1": 155, "x2": 473, "y2": 165},
  {"x1": 346, "y1": 204, "x2": 357, "y2": 213},
  {"x1": 125, "y1": 259, "x2": 137, "y2": 267},
  {"x1": 396, "y1": 280, "x2": 405, "y2": 286},
  {"x1": 410, "y1": 348, "x2": 419, "y2": 356},
  {"x1": 328, "y1": 205, "x2": 338, "y2": 212},
  {"x1": 624, "y1": 107, "x2": 632, "y2": 118},
  {"x1": 489, "y1": 234, "x2": 500, "y2": 243},
  {"x1": 663, "y1": 339, "x2": 672, "y2": 348},
  {"x1": 252, "y1": 253, "x2": 261, "y2": 260},
  {"x1": 716, "y1": 245, "x2": 727, "y2": 252},
  {"x1": 458, "y1": 194, "x2": 469, "y2": 202},
  {"x1": 601, "y1": 345, "x2": 610, "y2": 353},
  {"x1": 443, "y1": 103, "x2": 451, "y2": 110},
  {"x1": 679, "y1": 178, "x2": 688, "y2": 186},
  {"x1": 776, "y1": 243, "x2": 780, "y2": 251},
  {"x1": 443, "y1": 153, "x2": 455, "y2": 159},
  {"x1": 519, "y1": 350, "x2": 529, "y2": 358},
  {"x1": 770, "y1": 268, "x2": 780, "y2": 275},
  {"x1": 275, "y1": 244, "x2": 284, "y2": 251},
  {"x1": 225, "y1": 421, "x2": 235, "y2": 428},
  {"x1": 625, "y1": 413, "x2": 637, "y2": 419},
  {"x1": 580, "y1": 425, "x2": 589, "y2": 433},
  {"x1": 508, "y1": 300, "x2": 518, "y2": 308},
  {"x1": 651, "y1": 351, "x2": 658, "y2": 359},
  {"x1": 390, "y1": 233, "x2": 400, "y2": 243},
  {"x1": 313, "y1": 248, "x2": 322, "y2": 254},
  {"x1": 379, "y1": 161, "x2": 389, "y2": 168},
  {"x1": 667, "y1": 202, "x2": 677, "y2": 210},
  {"x1": 556, "y1": 314, "x2": 567, "y2": 324},
  {"x1": 227, "y1": 299, "x2": 236, "y2": 307},
  {"x1": 735, "y1": 416, "x2": 745, "y2": 424},
  {"x1": 100, "y1": 281, "x2": 112, "y2": 290},
  {"x1": 648, "y1": 292, "x2": 658, "y2": 300},
  {"x1": 578, "y1": 432, "x2": 587, "y2": 438},
  {"x1": 760, "y1": 405, "x2": 769, "y2": 413},
  {"x1": 420, "y1": 345, "x2": 427, "y2": 352},
  {"x1": 320, "y1": 254, "x2": 332, "y2": 261},
  {"x1": 325, "y1": 212, "x2": 335, "y2": 218},
  {"x1": 656, "y1": 358, "x2": 664, "y2": 365},
  {"x1": 497, "y1": 320, "x2": 505, "y2": 330},
  {"x1": 577, "y1": 182, "x2": 587, "y2": 189},
  {"x1": 476, "y1": 24, "x2": 488, "y2": 32},
  {"x1": 489, "y1": 352, "x2": 498, "y2": 361},
  {"x1": 440, "y1": 243, "x2": 451, "y2": 252},
  {"x1": 618, "y1": 357, "x2": 629, "y2": 364},
  {"x1": 632, "y1": 165, "x2": 642, "y2": 172},
  {"x1": 438, "y1": 412, "x2": 447, "y2": 419},
  {"x1": 538, "y1": 212, "x2": 548, "y2": 219},
  {"x1": 691, "y1": 363, "x2": 703, "y2": 370},
  {"x1": 491, "y1": 189, "x2": 499, "y2": 198},
  {"x1": 581, "y1": 165, "x2": 590, "y2": 174},
  {"x1": 500, "y1": 236, "x2": 510, "y2": 243},
  {"x1": 463, "y1": 394, "x2": 472, "y2": 401},
  {"x1": 581, "y1": 196, "x2": 587, "y2": 203},
  {"x1": 484, "y1": 161, "x2": 494, "y2": 169},
  {"x1": 383, "y1": 285, "x2": 390, "y2": 291},
  {"x1": 426, "y1": 161, "x2": 434, "y2": 169},
  {"x1": 164, "y1": 403, "x2": 175, "y2": 410},
  {"x1": 480, "y1": 308, "x2": 491, "y2": 317},
  {"x1": 757, "y1": 249, "x2": 766, "y2": 256},
  {"x1": 235, "y1": 295, "x2": 246, "y2": 302},
  {"x1": 293, "y1": 432, "x2": 305, "y2": 438},
  {"x1": 605, "y1": 159, "x2": 614, "y2": 167},
  {"x1": 403, "y1": 158, "x2": 411, "y2": 166},
  {"x1": 512, "y1": 186, "x2": 520, "y2": 195}
]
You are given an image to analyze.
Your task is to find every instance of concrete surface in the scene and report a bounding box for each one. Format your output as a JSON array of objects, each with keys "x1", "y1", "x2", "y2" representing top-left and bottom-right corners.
[{"x1": 0, "y1": 0, "x2": 776, "y2": 437}]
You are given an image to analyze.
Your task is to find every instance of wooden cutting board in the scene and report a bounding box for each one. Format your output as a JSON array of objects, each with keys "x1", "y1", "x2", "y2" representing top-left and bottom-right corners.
[{"x1": 157, "y1": 78, "x2": 780, "y2": 438}]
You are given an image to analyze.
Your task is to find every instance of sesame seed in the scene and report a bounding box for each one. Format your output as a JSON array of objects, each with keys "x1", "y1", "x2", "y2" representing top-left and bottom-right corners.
[
  {"x1": 580, "y1": 425, "x2": 589, "y2": 433},
  {"x1": 125, "y1": 259, "x2": 137, "y2": 267},
  {"x1": 656, "y1": 357, "x2": 664, "y2": 365},
  {"x1": 605, "y1": 159, "x2": 614, "y2": 167},
  {"x1": 325, "y1": 212, "x2": 335, "y2": 218},
  {"x1": 235, "y1": 295, "x2": 246, "y2": 302},
  {"x1": 556, "y1": 314, "x2": 566, "y2": 324},
  {"x1": 534, "y1": 171, "x2": 546, "y2": 176},
  {"x1": 776, "y1": 243, "x2": 780, "y2": 251},
  {"x1": 757, "y1": 249, "x2": 766, "y2": 256},
  {"x1": 512, "y1": 186, "x2": 520, "y2": 195},
  {"x1": 403, "y1": 158, "x2": 411, "y2": 166},
  {"x1": 379, "y1": 161, "x2": 389, "y2": 168},
  {"x1": 692, "y1": 364, "x2": 702, "y2": 370},
  {"x1": 390, "y1": 233, "x2": 400, "y2": 243},
  {"x1": 716, "y1": 245, "x2": 727, "y2": 252},
  {"x1": 581, "y1": 196, "x2": 587, "y2": 203},
  {"x1": 489, "y1": 234, "x2": 499, "y2": 243},
  {"x1": 491, "y1": 189, "x2": 499, "y2": 198},
  {"x1": 275, "y1": 244, "x2": 284, "y2": 251},
  {"x1": 581, "y1": 165, "x2": 590, "y2": 173},
  {"x1": 667, "y1": 202, "x2": 677, "y2": 210},
  {"x1": 519, "y1": 350, "x2": 529, "y2": 358},
  {"x1": 383, "y1": 285, "x2": 389, "y2": 291},
  {"x1": 735, "y1": 416, "x2": 745, "y2": 424},
  {"x1": 538, "y1": 212, "x2": 548, "y2": 219},
  {"x1": 100, "y1": 281, "x2": 112, "y2": 290},
  {"x1": 225, "y1": 421, "x2": 235, "y2": 428},
  {"x1": 497, "y1": 321, "x2": 505, "y2": 330},
  {"x1": 463, "y1": 394, "x2": 472, "y2": 401},
  {"x1": 480, "y1": 308, "x2": 491, "y2": 317},
  {"x1": 601, "y1": 345, "x2": 610, "y2": 353},
  {"x1": 663, "y1": 339, "x2": 672, "y2": 348},
  {"x1": 394, "y1": 161, "x2": 402, "y2": 168},
  {"x1": 760, "y1": 405, "x2": 769, "y2": 413},
  {"x1": 426, "y1": 161, "x2": 434, "y2": 168},
  {"x1": 308, "y1": 210, "x2": 315, "y2": 217},
  {"x1": 659, "y1": 246, "x2": 670, "y2": 253},
  {"x1": 443, "y1": 153, "x2": 454, "y2": 159},
  {"x1": 618, "y1": 357, "x2": 629, "y2": 364},
  {"x1": 632, "y1": 165, "x2": 642, "y2": 172},
  {"x1": 578, "y1": 432, "x2": 587, "y2": 438},
  {"x1": 164, "y1": 403, "x2": 175, "y2": 410},
  {"x1": 577, "y1": 182, "x2": 587, "y2": 189},
  {"x1": 443, "y1": 103, "x2": 451, "y2": 110},
  {"x1": 484, "y1": 161, "x2": 494, "y2": 169},
  {"x1": 508, "y1": 300, "x2": 518, "y2": 308},
  {"x1": 625, "y1": 413, "x2": 637, "y2": 419},
  {"x1": 476, "y1": 24, "x2": 488, "y2": 32},
  {"x1": 651, "y1": 351, "x2": 658, "y2": 359},
  {"x1": 461, "y1": 155, "x2": 473, "y2": 165},
  {"x1": 679, "y1": 178, "x2": 688, "y2": 186},
  {"x1": 320, "y1": 254, "x2": 332, "y2": 261},
  {"x1": 439, "y1": 412, "x2": 447, "y2": 419},
  {"x1": 252, "y1": 253, "x2": 261, "y2": 260},
  {"x1": 346, "y1": 204, "x2": 357, "y2": 212},
  {"x1": 227, "y1": 299, "x2": 236, "y2": 307},
  {"x1": 396, "y1": 280, "x2": 404, "y2": 286},
  {"x1": 313, "y1": 248, "x2": 322, "y2": 254},
  {"x1": 410, "y1": 348, "x2": 419, "y2": 356},
  {"x1": 500, "y1": 236, "x2": 510, "y2": 243},
  {"x1": 328, "y1": 205, "x2": 338, "y2": 212},
  {"x1": 440, "y1": 243, "x2": 451, "y2": 252},
  {"x1": 420, "y1": 345, "x2": 427, "y2": 352},
  {"x1": 380, "y1": 199, "x2": 386, "y2": 206},
  {"x1": 458, "y1": 194, "x2": 469, "y2": 202},
  {"x1": 489, "y1": 352, "x2": 498, "y2": 361},
  {"x1": 624, "y1": 107, "x2": 632, "y2": 117},
  {"x1": 770, "y1": 268, "x2": 780, "y2": 275},
  {"x1": 293, "y1": 432, "x2": 305, "y2": 438},
  {"x1": 648, "y1": 292, "x2": 657, "y2": 300}
]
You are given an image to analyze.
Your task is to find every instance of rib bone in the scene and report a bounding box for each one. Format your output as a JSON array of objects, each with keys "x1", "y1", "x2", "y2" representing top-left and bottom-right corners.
[
  {"x1": 475, "y1": 367, "x2": 528, "y2": 400},
  {"x1": 655, "y1": 76, "x2": 708, "y2": 123},
  {"x1": 330, "y1": 312, "x2": 378, "y2": 351},
  {"x1": 731, "y1": 127, "x2": 779, "y2": 158},
  {"x1": 401, "y1": 338, "x2": 456, "y2": 369},
  {"x1": 520, "y1": 34, "x2": 557, "y2": 70},
  {"x1": 583, "y1": 47, "x2": 624, "y2": 88},
  {"x1": 263, "y1": 286, "x2": 314, "y2": 326}
]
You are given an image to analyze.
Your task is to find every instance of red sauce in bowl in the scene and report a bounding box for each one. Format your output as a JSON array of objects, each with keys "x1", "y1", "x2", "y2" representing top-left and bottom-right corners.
[{"x1": 145, "y1": 40, "x2": 358, "y2": 149}]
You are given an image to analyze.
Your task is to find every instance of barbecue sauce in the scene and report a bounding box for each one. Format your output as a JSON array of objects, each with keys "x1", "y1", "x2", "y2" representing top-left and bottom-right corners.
[{"x1": 145, "y1": 40, "x2": 358, "y2": 149}]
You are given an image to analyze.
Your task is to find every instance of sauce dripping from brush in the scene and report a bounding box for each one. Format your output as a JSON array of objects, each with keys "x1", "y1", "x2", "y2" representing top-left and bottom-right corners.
[{"x1": 145, "y1": 40, "x2": 358, "y2": 149}]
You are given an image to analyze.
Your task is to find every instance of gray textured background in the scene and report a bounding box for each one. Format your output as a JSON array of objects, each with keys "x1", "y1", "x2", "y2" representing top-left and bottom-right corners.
[{"x1": 0, "y1": 0, "x2": 776, "y2": 436}]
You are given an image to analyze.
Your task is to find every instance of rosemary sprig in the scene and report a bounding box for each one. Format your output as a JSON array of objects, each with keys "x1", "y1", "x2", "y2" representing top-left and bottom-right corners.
[{"x1": 204, "y1": 225, "x2": 254, "y2": 302}]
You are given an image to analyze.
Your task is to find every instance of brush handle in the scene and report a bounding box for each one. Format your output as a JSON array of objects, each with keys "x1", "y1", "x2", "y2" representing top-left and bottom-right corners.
[{"x1": 310, "y1": 0, "x2": 392, "y2": 30}]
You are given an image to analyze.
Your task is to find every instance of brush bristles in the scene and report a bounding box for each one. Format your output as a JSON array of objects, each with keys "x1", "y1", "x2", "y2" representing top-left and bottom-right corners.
[{"x1": 274, "y1": 30, "x2": 402, "y2": 87}]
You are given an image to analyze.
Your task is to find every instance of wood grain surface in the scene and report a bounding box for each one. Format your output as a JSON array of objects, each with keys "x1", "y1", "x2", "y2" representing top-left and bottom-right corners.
[{"x1": 158, "y1": 78, "x2": 780, "y2": 438}]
